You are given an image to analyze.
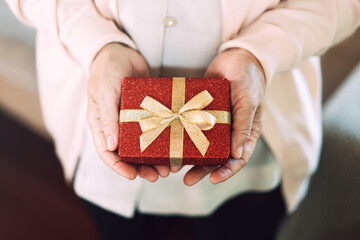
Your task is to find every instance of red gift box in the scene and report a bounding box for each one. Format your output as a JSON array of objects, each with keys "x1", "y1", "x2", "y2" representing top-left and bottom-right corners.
[{"x1": 118, "y1": 77, "x2": 231, "y2": 165}]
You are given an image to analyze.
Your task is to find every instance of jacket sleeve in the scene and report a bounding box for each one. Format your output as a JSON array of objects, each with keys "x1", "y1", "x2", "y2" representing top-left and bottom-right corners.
[
  {"x1": 220, "y1": 0, "x2": 360, "y2": 84},
  {"x1": 5, "y1": 0, "x2": 137, "y2": 75}
]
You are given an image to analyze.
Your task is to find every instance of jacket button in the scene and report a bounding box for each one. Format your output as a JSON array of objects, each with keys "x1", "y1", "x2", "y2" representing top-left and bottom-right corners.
[{"x1": 163, "y1": 16, "x2": 177, "y2": 27}]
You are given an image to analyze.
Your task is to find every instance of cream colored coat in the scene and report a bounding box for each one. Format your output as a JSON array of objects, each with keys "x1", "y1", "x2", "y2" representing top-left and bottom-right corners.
[{"x1": 6, "y1": 0, "x2": 360, "y2": 211}]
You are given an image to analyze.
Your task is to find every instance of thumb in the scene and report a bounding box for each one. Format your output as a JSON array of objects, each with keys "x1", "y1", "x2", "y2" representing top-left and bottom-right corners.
[{"x1": 98, "y1": 87, "x2": 120, "y2": 151}]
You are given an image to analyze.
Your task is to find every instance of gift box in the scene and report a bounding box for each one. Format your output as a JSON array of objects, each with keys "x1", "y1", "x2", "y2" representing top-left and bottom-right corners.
[{"x1": 118, "y1": 77, "x2": 231, "y2": 165}]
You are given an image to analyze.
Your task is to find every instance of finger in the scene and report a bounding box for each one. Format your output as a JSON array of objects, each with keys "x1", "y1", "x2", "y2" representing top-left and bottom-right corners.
[
  {"x1": 97, "y1": 86, "x2": 120, "y2": 151},
  {"x1": 210, "y1": 106, "x2": 263, "y2": 184},
  {"x1": 170, "y1": 164, "x2": 183, "y2": 173},
  {"x1": 93, "y1": 122, "x2": 137, "y2": 180},
  {"x1": 231, "y1": 95, "x2": 257, "y2": 159},
  {"x1": 137, "y1": 165, "x2": 159, "y2": 182},
  {"x1": 153, "y1": 165, "x2": 170, "y2": 178},
  {"x1": 87, "y1": 99, "x2": 137, "y2": 180},
  {"x1": 241, "y1": 105, "x2": 263, "y2": 161},
  {"x1": 105, "y1": 152, "x2": 138, "y2": 180},
  {"x1": 209, "y1": 158, "x2": 247, "y2": 184},
  {"x1": 183, "y1": 165, "x2": 218, "y2": 186}
]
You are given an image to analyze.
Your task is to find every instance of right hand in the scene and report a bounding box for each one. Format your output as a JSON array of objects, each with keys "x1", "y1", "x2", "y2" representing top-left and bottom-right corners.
[
  {"x1": 87, "y1": 43, "x2": 170, "y2": 182},
  {"x1": 183, "y1": 48, "x2": 266, "y2": 186}
]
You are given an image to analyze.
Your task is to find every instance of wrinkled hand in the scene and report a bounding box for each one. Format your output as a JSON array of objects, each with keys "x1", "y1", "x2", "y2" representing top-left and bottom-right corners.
[
  {"x1": 183, "y1": 48, "x2": 266, "y2": 186},
  {"x1": 88, "y1": 43, "x2": 170, "y2": 182}
]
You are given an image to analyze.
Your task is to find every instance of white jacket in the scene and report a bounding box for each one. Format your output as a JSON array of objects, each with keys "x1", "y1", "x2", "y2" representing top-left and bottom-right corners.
[{"x1": 5, "y1": 0, "x2": 360, "y2": 212}]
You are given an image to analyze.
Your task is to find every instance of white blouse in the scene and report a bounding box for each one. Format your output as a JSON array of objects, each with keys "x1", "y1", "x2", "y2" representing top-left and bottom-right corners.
[{"x1": 74, "y1": 0, "x2": 280, "y2": 218}]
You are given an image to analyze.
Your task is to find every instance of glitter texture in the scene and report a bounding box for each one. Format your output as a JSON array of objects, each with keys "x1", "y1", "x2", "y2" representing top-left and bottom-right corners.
[{"x1": 118, "y1": 77, "x2": 231, "y2": 165}]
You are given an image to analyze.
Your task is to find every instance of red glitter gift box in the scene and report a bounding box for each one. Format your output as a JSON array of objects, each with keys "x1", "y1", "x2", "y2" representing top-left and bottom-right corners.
[{"x1": 118, "y1": 77, "x2": 231, "y2": 165}]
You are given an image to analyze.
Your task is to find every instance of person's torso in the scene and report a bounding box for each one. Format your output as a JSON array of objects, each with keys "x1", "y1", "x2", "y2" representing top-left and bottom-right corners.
[{"x1": 117, "y1": 0, "x2": 222, "y2": 77}]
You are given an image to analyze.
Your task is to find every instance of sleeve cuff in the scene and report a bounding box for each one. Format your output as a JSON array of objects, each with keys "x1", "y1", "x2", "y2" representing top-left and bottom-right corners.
[
  {"x1": 219, "y1": 22, "x2": 296, "y2": 85},
  {"x1": 65, "y1": 17, "x2": 137, "y2": 76}
]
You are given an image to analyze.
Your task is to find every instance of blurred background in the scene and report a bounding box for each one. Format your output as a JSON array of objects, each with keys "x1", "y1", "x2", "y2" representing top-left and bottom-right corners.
[{"x1": 0, "y1": 1, "x2": 359, "y2": 239}]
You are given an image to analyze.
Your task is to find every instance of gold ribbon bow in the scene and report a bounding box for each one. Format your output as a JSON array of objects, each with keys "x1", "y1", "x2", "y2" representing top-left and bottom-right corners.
[{"x1": 139, "y1": 90, "x2": 216, "y2": 156}]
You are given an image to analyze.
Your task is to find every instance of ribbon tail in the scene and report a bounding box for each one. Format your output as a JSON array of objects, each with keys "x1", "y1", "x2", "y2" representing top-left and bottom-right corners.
[
  {"x1": 181, "y1": 121, "x2": 210, "y2": 156},
  {"x1": 140, "y1": 123, "x2": 169, "y2": 152}
]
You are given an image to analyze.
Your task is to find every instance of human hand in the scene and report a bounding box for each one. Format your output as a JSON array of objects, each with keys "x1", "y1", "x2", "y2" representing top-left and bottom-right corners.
[
  {"x1": 87, "y1": 43, "x2": 170, "y2": 182},
  {"x1": 183, "y1": 48, "x2": 266, "y2": 186}
]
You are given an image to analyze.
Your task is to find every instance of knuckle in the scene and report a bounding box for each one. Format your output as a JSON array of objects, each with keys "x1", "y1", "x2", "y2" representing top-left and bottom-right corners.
[
  {"x1": 112, "y1": 160, "x2": 123, "y2": 169},
  {"x1": 241, "y1": 157, "x2": 249, "y2": 165},
  {"x1": 226, "y1": 158, "x2": 244, "y2": 173},
  {"x1": 222, "y1": 165, "x2": 234, "y2": 175},
  {"x1": 232, "y1": 114, "x2": 250, "y2": 126},
  {"x1": 101, "y1": 120, "x2": 116, "y2": 132},
  {"x1": 93, "y1": 126, "x2": 103, "y2": 134},
  {"x1": 237, "y1": 91, "x2": 259, "y2": 106},
  {"x1": 240, "y1": 129, "x2": 252, "y2": 138},
  {"x1": 232, "y1": 101, "x2": 257, "y2": 119},
  {"x1": 232, "y1": 128, "x2": 252, "y2": 139},
  {"x1": 251, "y1": 125, "x2": 262, "y2": 138}
]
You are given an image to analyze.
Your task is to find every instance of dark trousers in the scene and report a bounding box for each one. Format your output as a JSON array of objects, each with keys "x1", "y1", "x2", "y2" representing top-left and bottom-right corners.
[{"x1": 82, "y1": 186, "x2": 285, "y2": 240}]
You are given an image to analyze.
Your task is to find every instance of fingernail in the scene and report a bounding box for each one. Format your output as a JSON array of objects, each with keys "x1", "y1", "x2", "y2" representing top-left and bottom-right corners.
[
  {"x1": 233, "y1": 146, "x2": 243, "y2": 159},
  {"x1": 107, "y1": 135, "x2": 115, "y2": 150},
  {"x1": 209, "y1": 175, "x2": 217, "y2": 184},
  {"x1": 210, "y1": 167, "x2": 231, "y2": 184},
  {"x1": 148, "y1": 177, "x2": 158, "y2": 183},
  {"x1": 159, "y1": 170, "x2": 170, "y2": 178},
  {"x1": 184, "y1": 177, "x2": 196, "y2": 186},
  {"x1": 171, "y1": 164, "x2": 181, "y2": 173}
]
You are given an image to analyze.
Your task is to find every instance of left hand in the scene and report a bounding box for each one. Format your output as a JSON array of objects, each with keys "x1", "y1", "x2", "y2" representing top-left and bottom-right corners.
[
  {"x1": 87, "y1": 43, "x2": 170, "y2": 182},
  {"x1": 183, "y1": 48, "x2": 266, "y2": 186}
]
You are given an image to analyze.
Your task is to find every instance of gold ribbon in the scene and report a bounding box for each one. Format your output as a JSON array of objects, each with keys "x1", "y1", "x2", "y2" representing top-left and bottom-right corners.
[{"x1": 119, "y1": 77, "x2": 231, "y2": 165}]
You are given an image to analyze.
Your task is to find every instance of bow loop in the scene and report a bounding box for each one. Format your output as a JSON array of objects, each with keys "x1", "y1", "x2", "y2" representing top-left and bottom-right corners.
[
  {"x1": 179, "y1": 90, "x2": 213, "y2": 114},
  {"x1": 139, "y1": 117, "x2": 170, "y2": 132},
  {"x1": 140, "y1": 96, "x2": 174, "y2": 118}
]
